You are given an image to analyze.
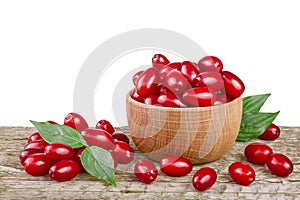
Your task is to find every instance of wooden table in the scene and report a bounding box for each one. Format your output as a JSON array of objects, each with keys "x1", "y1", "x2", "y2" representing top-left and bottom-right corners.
[{"x1": 0, "y1": 126, "x2": 299, "y2": 199}]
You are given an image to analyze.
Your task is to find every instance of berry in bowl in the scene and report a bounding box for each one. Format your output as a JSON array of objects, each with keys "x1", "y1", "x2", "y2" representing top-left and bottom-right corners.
[{"x1": 127, "y1": 54, "x2": 244, "y2": 164}]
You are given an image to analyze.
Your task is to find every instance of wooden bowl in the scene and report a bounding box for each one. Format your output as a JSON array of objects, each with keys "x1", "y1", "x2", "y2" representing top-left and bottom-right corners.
[{"x1": 126, "y1": 93, "x2": 242, "y2": 164}]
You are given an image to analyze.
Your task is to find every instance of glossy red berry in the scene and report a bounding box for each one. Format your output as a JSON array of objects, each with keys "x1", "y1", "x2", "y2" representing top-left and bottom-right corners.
[
  {"x1": 27, "y1": 132, "x2": 42, "y2": 143},
  {"x1": 244, "y1": 143, "x2": 273, "y2": 165},
  {"x1": 73, "y1": 146, "x2": 85, "y2": 154},
  {"x1": 130, "y1": 89, "x2": 144, "y2": 103},
  {"x1": 159, "y1": 63, "x2": 182, "y2": 81},
  {"x1": 95, "y1": 119, "x2": 115, "y2": 134},
  {"x1": 112, "y1": 131, "x2": 130, "y2": 144},
  {"x1": 24, "y1": 139, "x2": 48, "y2": 151},
  {"x1": 81, "y1": 128, "x2": 115, "y2": 151},
  {"x1": 167, "y1": 62, "x2": 182, "y2": 69},
  {"x1": 132, "y1": 71, "x2": 144, "y2": 86},
  {"x1": 64, "y1": 112, "x2": 89, "y2": 132},
  {"x1": 164, "y1": 69, "x2": 189, "y2": 94},
  {"x1": 136, "y1": 68, "x2": 160, "y2": 97},
  {"x1": 44, "y1": 143, "x2": 75, "y2": 163},
  {"x1": 192, "y1": 167, "x2": 217, "y2": 191},
  {"x1": 47, "y1": 120, "x2": 58, "y2": 124},
  {"x1": 153, "y1": 85, "x2": 164, "y2": 95},
  {"x1": 266, "y1": 154, "x2": 293, "y2": 177},
  {"x1": 160, "y1": 156, "x2": 193, "y2": 177},
  {"x1": 20, "y1": 149, "x2": 44, "y2": 164},
  {"x1": 198, "y1": 56, "x2": 223, "y2": 72},
  {"x1": 179, "y1": 61, "x2": 199, "y2": 83},
  {"x1": 23, "y1": 154, "x2": 52, "y2": 176},
  {"x1": 157, "y1": 85, "x2": 172, "y2": 94},
  {"x1": 228, "y1": 162, "x2": 255, "y2": 186},
  {"x1": 258, "y1": 123, "x2": 280, "y2": 140},
  {"x1": 143, "y1": 94, "x2": 158, "y2": 105},
  {"x1": 222, "y1": 71, "x2": 245, "y2": 99},
  {"x1": 192, "y1": 71, "x2": 224, "y2": 91},
  {"x1": 213, "y1": 94, "x2": 230, "y2": 106},
  {"x1": 159, "y1": 65, "x2": 176, "y2": 81},
  {"x1": 113, "y1": 141, "x2": 134, "y2": 164},
  {"x1": 73, "y1": 147, "x2": 86, "y2": 172},
  {"x1": 152, "y1": 54, "x2": 170, "y2": 69},
  {"x1": 182, "y1": 87, "x2": 217, "y2": 107},
  {"x1": 49, "y1": 160, "x2": 79, "y2": 182},
  {"x1": 157, "y1": 91, "x2": 186, "y2": 108},
  {"x1": 134, "y1": 160, "x2": 158, "y2": 184}
]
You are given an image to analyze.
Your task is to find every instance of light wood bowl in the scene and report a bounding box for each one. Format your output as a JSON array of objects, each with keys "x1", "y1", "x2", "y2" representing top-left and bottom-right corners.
[{"x1": 126, "y1": 93, "x2": 242, "y2": 164}]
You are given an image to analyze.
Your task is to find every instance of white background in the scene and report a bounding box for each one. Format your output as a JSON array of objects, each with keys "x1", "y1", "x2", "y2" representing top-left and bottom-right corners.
[{"x1": 0, "y1": 0, "x2": 299, "y2": 126}]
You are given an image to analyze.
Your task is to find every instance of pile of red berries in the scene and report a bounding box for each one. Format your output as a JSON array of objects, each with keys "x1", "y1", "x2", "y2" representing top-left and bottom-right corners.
[
  {"x1": 133, "y1": 123, "x2": 293, "y2": 191},
  {"x1": 135, "y1": 155, "x2": 216, "y2": 191},
  {"x1": 134, "y1": 154, "x2": 217, "y2": 191},
  {"x1": 229, "y1": 140, "x2": 293, "y2": 186},
  {"x1": 20, "y1": 113, "x2": 133, "y2": 181},
  {"x1": 21, "y1": 112, "x2": 293, "y2": 190},
  {"x1": 131, "y1": 54, "x2": 245, "y2": 107}
]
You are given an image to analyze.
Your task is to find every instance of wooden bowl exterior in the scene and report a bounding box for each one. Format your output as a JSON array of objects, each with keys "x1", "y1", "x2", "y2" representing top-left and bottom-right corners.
[{"x1": 126, "y1": 95, "x2": 242, "y2": 164}]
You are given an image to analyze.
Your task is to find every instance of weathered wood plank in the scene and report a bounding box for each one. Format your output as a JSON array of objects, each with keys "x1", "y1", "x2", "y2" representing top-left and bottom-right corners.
[{"x1": 0, "y1": 126, "x2": 299, "y2": 199}]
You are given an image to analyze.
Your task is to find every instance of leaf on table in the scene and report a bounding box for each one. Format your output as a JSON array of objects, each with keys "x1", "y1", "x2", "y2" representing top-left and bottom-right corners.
[
  {"x1": 80, "y1": 146, "x2": 117, "y2": 187},
  {"x1": 236, "y1": 111, "x2": 280, "y2": 142},
  {"x1": 30, "y1": 120, "x2": 87, "y2": 148}
]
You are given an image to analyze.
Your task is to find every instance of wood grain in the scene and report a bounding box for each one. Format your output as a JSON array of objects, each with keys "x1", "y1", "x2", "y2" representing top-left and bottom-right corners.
[
  {"x1": 127, "y1": 95, "x2": 243, "y2": 164},
  {"x1": 0, "y1": 126, "x2": 299, "y2": 200}
]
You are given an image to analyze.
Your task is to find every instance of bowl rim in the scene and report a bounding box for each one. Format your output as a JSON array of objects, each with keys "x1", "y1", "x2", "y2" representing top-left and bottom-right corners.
[{"x1": 127, "y1": 91, "x2": 242, "y2": 111}]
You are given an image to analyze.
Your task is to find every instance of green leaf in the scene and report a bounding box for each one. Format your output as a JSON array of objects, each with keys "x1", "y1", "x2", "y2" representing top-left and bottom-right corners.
[
  {"x1": 81, "y1": 146, "x2": 116, "y2": 187},
  {"x1": 30, "y1": 120, "x2": 117, "y2": 186},
  {"x1": 236, "y1": 111, "x2": 280, "y2": 142},
  {"x1": 237, "y1": 93, "x2": 280, "y2": 142},
  {"x1": 30, "y1": 120, "x2": 87, "y2": 148},
  {"x1": 242, "y1": 93, "x2": 271, "y2": 113}
]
